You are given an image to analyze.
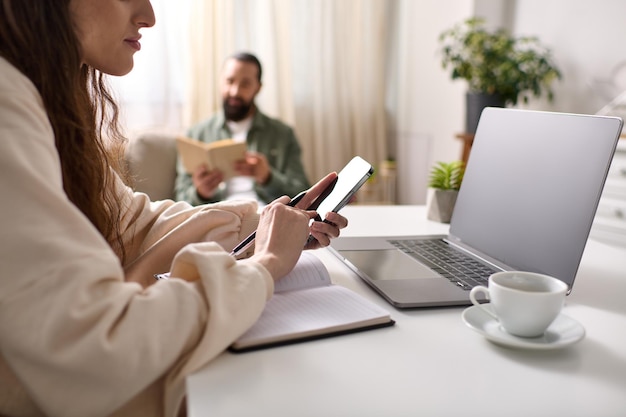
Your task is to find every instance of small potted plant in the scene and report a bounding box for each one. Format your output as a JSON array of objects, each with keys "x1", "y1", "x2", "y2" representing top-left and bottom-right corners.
[
  {"x1": 439, "y1": 17, "x2": 562, "y2": 134},
  {"x1": 426, "y1": 160, "x2": 465, "y2": 223}
]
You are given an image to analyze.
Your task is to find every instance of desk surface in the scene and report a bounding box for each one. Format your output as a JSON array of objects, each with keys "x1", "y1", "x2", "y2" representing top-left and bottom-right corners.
[{"x1": 187, "y1": 205, "x2": 626, "y2": 417}]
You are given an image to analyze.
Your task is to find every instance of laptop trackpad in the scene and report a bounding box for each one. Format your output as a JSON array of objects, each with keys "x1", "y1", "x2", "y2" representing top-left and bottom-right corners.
[{"x1": 339, "y1": 249, "x2": 440, "y2": 280}]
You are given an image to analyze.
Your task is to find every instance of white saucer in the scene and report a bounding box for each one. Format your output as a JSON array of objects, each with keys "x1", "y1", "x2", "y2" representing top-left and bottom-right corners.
[{"x1": 462, "y1": 304, "x2": 585, "y2": 350}]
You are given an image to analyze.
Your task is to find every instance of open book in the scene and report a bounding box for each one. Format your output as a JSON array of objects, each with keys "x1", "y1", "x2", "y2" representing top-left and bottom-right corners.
[
  {"x1": 230, "y1": 252, "x2": 395, "y2": 353},
  {"x1": 176, "y1": 136, "x2": 247, "y2": 180}
]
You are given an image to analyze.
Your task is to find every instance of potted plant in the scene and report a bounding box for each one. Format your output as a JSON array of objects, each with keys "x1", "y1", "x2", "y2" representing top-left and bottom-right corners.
[
  {"x1": 426, "y1": 160, "x2": 465, "y2": 223},
  {"x1": 439, "y1": 17, "x2": 562, "y2": 134}
]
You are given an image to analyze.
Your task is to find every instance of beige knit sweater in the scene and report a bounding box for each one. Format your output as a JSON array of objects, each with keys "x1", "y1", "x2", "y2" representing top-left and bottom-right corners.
[{"x1": 0, "y1": 57, "x2": 273, "y2": 417}]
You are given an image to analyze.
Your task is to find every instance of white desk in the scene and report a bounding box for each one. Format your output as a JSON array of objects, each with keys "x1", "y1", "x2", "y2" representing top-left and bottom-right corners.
[{"x1": 187, "y1": 205, "x2": 626, "y2": 417}]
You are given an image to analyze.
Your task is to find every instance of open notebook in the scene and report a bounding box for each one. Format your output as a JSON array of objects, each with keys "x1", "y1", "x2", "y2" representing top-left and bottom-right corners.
[{"x1": 230, "y1": 252, "x2": 395, "y2": 353}]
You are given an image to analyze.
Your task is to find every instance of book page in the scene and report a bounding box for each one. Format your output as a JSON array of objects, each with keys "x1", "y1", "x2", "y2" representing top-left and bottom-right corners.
[
  {"x1": 207, "y1": 140, "x2": 246, "y2": 179},
  {"x1": 231, "y1": 285, "x2": 392, "y2": 350},
  {"x1": 176, "y1": 136, "x2": 210, "y2": 174},
  {"x1": 175, "y1": 137, "x2": 246, "y2": 179},
  {"x1": 273, "y1": 252, "x2": 332, "y2": 294}
]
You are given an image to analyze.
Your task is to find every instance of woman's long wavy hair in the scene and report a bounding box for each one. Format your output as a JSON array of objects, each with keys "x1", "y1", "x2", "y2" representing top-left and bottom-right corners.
[{"x1": 0, "y1": 0, "x2": 129, "y2": 262}]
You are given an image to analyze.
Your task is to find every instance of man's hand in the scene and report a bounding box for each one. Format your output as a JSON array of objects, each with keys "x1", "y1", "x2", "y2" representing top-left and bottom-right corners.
[
  {"x1": 192, "y1": 165, "x2": 224, "y2": 200},
  {"x1": 234, "y1": 152, "x2": 271, "y2": 184}
]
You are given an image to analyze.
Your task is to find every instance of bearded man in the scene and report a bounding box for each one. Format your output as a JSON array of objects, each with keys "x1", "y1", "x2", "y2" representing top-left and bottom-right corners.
[{"x1": 175, "y1": 52, "x2": 310, "y2": 205}]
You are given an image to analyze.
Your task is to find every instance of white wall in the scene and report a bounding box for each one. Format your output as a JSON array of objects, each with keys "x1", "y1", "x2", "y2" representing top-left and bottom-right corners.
[
  {"x1": 392, "y1": 0, "x2": 626, "y2": 204},
  {"x1": 388, "y1": 0, "x2": 473, "y2": 204},
  {"x1": 510, "y1": 0, "x2": 626, "y2": 114}
]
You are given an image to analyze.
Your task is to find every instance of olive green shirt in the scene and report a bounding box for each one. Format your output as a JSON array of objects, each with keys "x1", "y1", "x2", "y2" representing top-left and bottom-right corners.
[{"x1": 175, "y1": 110, "x2": 310, "y2": 205}]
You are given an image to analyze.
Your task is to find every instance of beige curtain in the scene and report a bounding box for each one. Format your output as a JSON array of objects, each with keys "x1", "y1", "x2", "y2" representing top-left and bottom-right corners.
[
  {"x1": 187, "y1": 0, "x2": 389, "y2": 186},
  {"x1": 185, "y1": 0, "x2": 234, "y2": 125}
]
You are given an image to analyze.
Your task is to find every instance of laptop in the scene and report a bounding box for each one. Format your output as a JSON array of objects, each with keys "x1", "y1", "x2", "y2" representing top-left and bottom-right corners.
[{"x1": 329, "y1": 108, "x2": 623, "y2": 308}]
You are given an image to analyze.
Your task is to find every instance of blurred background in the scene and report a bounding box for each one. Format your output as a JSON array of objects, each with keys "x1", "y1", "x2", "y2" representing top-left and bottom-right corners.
[{"x1": 111, "y1": 0, "x2": 626, "y2": 204}]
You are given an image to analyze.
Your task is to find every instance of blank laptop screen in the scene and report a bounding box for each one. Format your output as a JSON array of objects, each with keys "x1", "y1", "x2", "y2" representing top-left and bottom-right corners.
[{"x1": 448, "y1": 108, "x2": 622, "y2": 285}]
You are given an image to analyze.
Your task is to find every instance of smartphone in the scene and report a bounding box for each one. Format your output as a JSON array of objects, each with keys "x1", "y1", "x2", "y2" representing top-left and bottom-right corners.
[{"x1": 310, "y1": 156, "x2": 374, "y2": 221}]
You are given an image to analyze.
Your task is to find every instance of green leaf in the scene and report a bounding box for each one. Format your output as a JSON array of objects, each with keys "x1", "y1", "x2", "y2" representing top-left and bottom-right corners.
[
  {"x1": 438, "y1": 17, "x2": 561, "y2": 106},
  {"x1": 428, "y1": 161, "x2": 465, "y2": 190}
]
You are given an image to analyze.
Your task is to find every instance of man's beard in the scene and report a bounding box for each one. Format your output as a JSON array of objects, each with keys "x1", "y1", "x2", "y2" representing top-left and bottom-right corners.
[{"x1": 223, "y1": 97, "x2": 253, "y2": 122}]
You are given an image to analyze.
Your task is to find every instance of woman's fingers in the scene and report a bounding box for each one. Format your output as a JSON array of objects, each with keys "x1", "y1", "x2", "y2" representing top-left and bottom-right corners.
[{"x1": 296, "y1": 172, "x2": 338, "y2": 209}]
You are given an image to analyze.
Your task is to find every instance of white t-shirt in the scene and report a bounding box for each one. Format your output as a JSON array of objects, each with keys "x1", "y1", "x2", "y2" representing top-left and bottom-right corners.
[{"x1": 225, "y1": 117, "x2": 261, "y2": 203}]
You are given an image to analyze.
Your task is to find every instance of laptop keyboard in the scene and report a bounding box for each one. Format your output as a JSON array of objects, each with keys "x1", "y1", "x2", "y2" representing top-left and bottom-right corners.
[{"x1": 388, "y1": 239, "x2": 498, "y2": 291}]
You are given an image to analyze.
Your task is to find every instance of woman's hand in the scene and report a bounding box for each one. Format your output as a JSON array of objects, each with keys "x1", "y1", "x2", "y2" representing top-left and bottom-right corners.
[
  {"x1": 296, "y1": 172, "x2": 348, "y2": 250},
  {"x1": 304, "y1": 211, "x2": 348, "y2": 249},
  {"x1": 249, "y1": 198, "x2": 316, "y2": 281},
  {"x1": 249, "y1": 172, "x2": 350, "y2": 281}
]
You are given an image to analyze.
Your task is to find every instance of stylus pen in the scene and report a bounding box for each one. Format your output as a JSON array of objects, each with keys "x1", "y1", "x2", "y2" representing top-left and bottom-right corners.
[{"x1": 229, "y1": 190, "x2": 308, "y2": 257}]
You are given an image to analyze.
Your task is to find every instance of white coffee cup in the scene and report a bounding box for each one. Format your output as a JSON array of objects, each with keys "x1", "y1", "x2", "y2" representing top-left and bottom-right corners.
[{"x1": 469, "y1": 271, "x2": 568, "y2": 338}]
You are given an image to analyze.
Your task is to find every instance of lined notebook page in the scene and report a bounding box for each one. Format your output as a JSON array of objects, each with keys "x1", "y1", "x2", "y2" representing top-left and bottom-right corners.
[
  {"x1": 273, "y1": 252, "x2": 332, "y2": 293},
  {"x1": 232, "y1": 253, "x2": 393, "y2": 351}
]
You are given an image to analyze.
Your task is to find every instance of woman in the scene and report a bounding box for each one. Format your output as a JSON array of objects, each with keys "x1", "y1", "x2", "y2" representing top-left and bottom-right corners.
[{"x1": 0, "y1": 1, "x2": 347, "y2": 416}]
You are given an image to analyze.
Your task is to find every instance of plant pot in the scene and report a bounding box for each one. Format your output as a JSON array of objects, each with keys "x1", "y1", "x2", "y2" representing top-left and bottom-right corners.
[
  {"x1": 466, "y1": 92, "x2": 505, "y2": 134},
  {"x1": 426, "y1": 188, "x2": 458, "y2": 223}
]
